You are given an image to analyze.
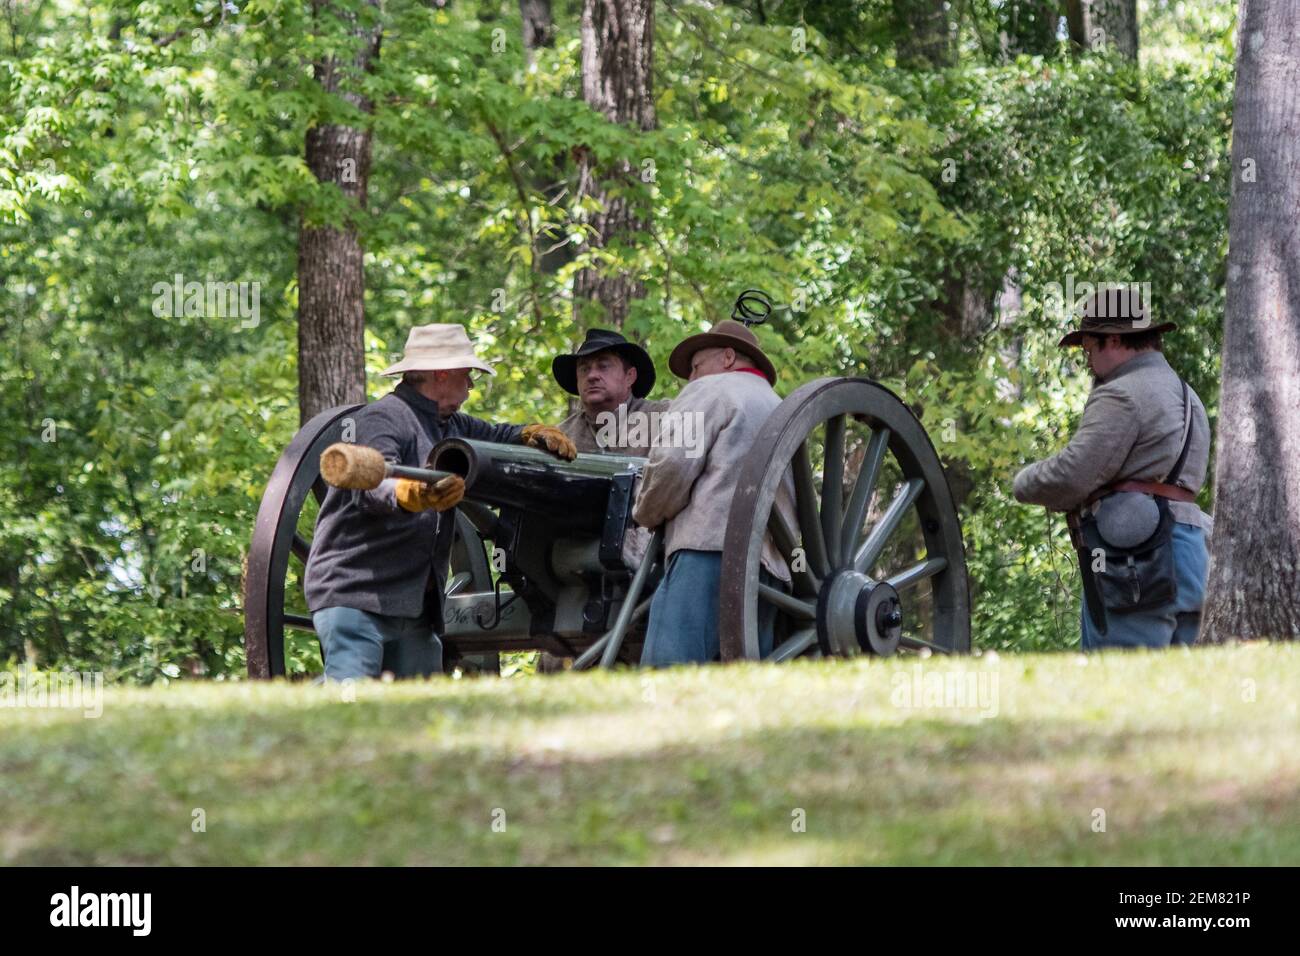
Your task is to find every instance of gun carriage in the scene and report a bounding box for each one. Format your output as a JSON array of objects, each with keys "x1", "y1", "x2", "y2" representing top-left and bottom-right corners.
[{"x1": 244, "y1": 377, "x2": 972, "y2": 677}]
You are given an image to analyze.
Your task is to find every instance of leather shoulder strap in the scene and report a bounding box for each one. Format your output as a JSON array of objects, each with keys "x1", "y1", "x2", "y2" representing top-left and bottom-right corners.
[{"x1": 1165, "y1": 380, "x2": 1193, "y2": 487}]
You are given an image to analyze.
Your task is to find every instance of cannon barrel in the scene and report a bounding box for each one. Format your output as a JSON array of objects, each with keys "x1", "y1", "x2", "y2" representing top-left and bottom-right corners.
[{"x1": 429, "y1": 438, "x2": 644, "y2": 533}]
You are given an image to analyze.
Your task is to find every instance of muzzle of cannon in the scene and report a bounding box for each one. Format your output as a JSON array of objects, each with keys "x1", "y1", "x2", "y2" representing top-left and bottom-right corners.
[{"x1": 428, "y1": 438, "x2": 644, "y2": 536}]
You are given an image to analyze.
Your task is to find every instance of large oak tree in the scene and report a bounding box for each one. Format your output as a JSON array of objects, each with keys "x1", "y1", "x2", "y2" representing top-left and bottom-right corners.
[
  {"x1": 1202, "y1": 0, "x2": 1300, "y2": 642},
  {"x1": 572, "y1": 0, "x2": 656, "y2": 329},
  {"x1": 297, "y1": 0, "x2": 381, "y2": 424}
]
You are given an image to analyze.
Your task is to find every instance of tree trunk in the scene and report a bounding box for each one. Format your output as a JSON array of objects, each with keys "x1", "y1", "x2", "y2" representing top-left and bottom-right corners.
[
  {"x1": 998, "y1": 0, "x2": 1061, "y2": 59},
  {"x1": 889, "y1": 0, "x2": 990, "y2": 342},
  {"x1": 1202, "y1": 0, "x2": 1300, "y2": 643},
  {"x1": 297, "y1": 0, "x2": 380, "y2": 425},
  {"x1": 517, "y1": 0, "x2": 572, "y2": 275},
  {"x1": 572, "y1": 0, "x2": 656, "y2": 330},
  {"x1": 1066, "y1": 0, "x2": 1139, "y2": 60},
  {"x1": 520, "y1": 0, "x2": 555, "y2": 56},
  {"x1": 892, "y1": 0, "x2": 952, "y2": 69}
]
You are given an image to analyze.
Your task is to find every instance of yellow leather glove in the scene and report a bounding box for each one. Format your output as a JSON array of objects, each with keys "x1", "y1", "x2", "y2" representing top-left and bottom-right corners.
[
  {"x1": 395, "y1": 475, "x2": 465, "y2": 513},
  {"x1": 521, "y1": 423, "x2": 578, "y2": 461}
]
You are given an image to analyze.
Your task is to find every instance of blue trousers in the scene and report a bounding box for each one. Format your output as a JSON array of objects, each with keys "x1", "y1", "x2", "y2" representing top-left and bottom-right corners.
[
  {"x1": 313, "y1": 606, "x2": 443, "y2": 680},
  {"x1": 641, "y1": 550, "x2": 778, "y2": 666},
  {"x1": 1081, "y1": 522, "x2": 1209, "y2": 651}
]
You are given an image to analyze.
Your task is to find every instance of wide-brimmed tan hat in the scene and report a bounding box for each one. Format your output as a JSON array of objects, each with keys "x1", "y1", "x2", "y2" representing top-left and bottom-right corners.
[
  {"x1": 668, "y1": 318, "x2": 777, "y2": 384},
  {"x1": 379, "y1": 324, "x2": 497, "y2": 377},
  {"x1": 1058, "y1": 286, "x2": 1176, "y2": 347}
]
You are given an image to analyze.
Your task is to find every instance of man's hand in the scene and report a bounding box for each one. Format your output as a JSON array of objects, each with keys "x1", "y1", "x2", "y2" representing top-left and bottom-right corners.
[
  {"x1": 521, "y1": 423, "x2": 578, "y2": 461},
  {"x1": 395, "y1": 475, "x2": 465, "y2": 513}
]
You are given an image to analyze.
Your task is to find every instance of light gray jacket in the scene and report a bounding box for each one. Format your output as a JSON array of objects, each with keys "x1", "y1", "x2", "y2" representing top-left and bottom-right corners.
[
  {"x1": 1013, "y1": 351, "x2": 1212, "y2": 530},
  {"x1": 633, "y1": 370, "x2": 794, "y2": 582}
]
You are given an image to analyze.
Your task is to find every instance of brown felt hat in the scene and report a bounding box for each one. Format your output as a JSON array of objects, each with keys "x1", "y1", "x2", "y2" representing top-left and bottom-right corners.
[
  {"x1": 1058, "y1": 286, "x2": 1176, "y2": 347},
  {"x1": 668, "y1": 319, "x2": 777, "y2": 384}
]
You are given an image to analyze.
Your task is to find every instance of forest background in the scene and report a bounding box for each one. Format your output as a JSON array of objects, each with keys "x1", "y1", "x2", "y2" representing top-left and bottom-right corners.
[{"x1": 0, "y1": 0, "x2": 1237, "y2": 679}]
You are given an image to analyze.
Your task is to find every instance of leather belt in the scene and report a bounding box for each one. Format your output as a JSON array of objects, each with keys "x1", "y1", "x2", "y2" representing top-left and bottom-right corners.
[{"x1": 1087, "y1": 480, "x2": 1196, "y2": 508}]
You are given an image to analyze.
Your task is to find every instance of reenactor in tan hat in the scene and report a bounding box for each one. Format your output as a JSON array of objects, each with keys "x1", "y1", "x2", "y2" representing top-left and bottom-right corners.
[
  {"x1": 305, "y1": 323, "x2": 577, "y2": 680},
  {"x1": 1013, "y1": 288, "x2": 1213, "y2": 650},
  {"x1": 632, "y1": 319, "x2": 796, "y2": 665}
]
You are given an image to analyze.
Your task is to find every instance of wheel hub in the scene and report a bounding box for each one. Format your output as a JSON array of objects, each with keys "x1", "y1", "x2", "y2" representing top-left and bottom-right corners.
[{"x1": 815, "y1": 570, "x2": 902, "y2": 657}]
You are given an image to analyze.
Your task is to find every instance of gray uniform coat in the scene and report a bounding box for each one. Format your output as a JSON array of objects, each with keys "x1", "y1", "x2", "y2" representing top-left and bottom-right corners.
[
  {"x1": 1013, "y1": 351, "x2": 1212, "y2": 530},
  {"x1": 305, "y1": 382, "x2": 522, "y2": 629},
  {"x1": 557, "y1": 395, "x2": 673, "y2": 457}
]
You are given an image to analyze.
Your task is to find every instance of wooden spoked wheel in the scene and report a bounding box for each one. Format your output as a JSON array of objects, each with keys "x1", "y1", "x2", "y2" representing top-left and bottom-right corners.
[{"x1": 719, "y1": 378, "x2": 971, "y2": 662}]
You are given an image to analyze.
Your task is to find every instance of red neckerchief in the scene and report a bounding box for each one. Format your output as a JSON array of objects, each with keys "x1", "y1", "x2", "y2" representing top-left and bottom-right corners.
[{"x1": 732, "y1": 367, "x2": 769, "y2": 380}]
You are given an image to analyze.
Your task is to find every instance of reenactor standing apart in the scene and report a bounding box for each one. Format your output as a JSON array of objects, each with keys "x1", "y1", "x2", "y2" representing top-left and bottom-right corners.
[
  {"x1": 1013, "y1": 290, "x2": 1213, "y2": 650},
  {"x1": 632, "y1": 319, "x2": 794, "y2": 666},
  {"x1": 305, "y1": 323, "x2": 577, "y2": 680}
]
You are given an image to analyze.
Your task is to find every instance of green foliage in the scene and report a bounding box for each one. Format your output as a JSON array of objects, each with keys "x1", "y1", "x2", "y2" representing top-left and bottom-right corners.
[{"x1": 0, "y1": 0, "x2": 1238, "y2": 677}]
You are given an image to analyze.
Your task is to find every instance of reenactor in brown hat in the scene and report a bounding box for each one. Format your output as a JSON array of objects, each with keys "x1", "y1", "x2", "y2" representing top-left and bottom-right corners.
[
  {"x1": 632, "y1": 319, "x2": 796, "y2": 665},
  {"x1": 1013, "y1": 288, "x2": 1213, "y2": 650}
]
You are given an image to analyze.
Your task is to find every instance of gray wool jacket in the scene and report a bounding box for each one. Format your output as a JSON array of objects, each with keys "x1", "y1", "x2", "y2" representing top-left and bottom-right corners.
[
  {"x1": 632, "y1": 370, "x2": 795, "y2": 582},
  {"x1": 1013, "y1": 351, "x2": 1213, "y2": 530},
  {"x1": 305, "y1": 382, "x2": 523, "y2": 627}
]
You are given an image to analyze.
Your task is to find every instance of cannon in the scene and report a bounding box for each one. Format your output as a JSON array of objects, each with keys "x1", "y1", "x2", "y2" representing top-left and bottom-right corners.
[{"x1": 244, "y1": 377, "x2": 972, "y2": 677}]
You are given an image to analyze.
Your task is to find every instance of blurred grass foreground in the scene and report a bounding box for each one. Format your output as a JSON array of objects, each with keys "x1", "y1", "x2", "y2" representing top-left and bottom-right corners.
[{"x1": 2, "y1": 644, "x2": 1297, "y2": 865}]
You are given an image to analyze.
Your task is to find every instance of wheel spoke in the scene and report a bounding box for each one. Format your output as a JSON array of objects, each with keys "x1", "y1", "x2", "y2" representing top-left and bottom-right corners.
[
  {"x1": 853, "y1": 478, "x2": 925, "y2": 574},
  {"x1": 840, "y1": 427, "x2": 889, "y2": 567},
  {"x1": 769, "y1": 628, "x2": 817, "y2": 662},
  {"x1": 291, "y1": 533, "x2": 311, "y2": 563},
  {"x1": 886, "y1": 557, "x2": 948, "y2": 593},
  {"x1": 793, "y1": 441, "x2": 830, "y2": 577},
  {"x1": 757, "y1": 583, "x2": 816, "y2": 620},
  {"x1": 311, "y1": 476, "x2": 329, "y2": 506},
  {"x1": 819, "y1": 415, "x2": 845, "y2": 568},
  {"x1": 446, "y1": 571, "x2": 472, "y2": 596},
  {"x1": 768, "y1": 506, "x2": 820, "y2": 596}
]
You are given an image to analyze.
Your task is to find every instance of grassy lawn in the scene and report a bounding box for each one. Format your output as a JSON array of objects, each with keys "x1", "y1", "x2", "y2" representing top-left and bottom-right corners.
[{"x1": 2, "y1": 644, "x2": 1297, "y2": 865}]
